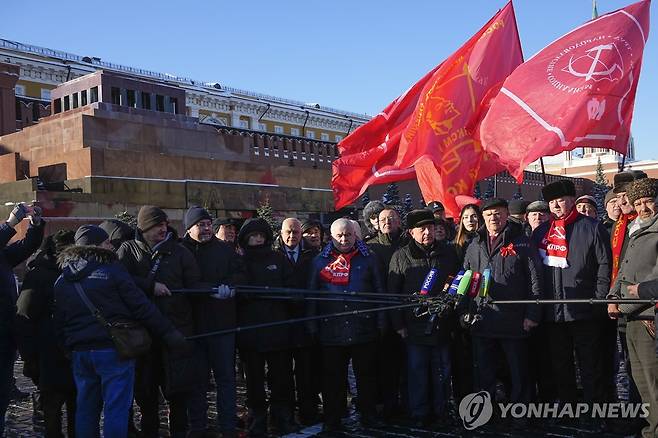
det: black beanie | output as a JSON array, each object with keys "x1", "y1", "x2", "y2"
[
  {"x1": 137, "y1": 205, "x2": 168, "y2": 232},
  {"x1": 184, "y1": 206, "x2": 212, "y2": 231},
  {"x1": 75, "y1": 225, "x2": 109, "y2": 246}
]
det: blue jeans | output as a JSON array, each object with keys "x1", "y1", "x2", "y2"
[
  {"x1": 72, "y1": 348, "x2": 135, "y2": 438},
  {"x1": 407, "y1": 343, "x2": 451, "y2": 419},
  {"x1": 188, "y1": 334, "x2": 237, "y2": 432},
  {"x1": 0, "y1": 348, "x2": 15, "y2": 438}
]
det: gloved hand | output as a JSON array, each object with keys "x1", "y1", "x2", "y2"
[
  {"x1": 7, "y1": 203, "x2": 29, "y2": 227},
  {"x1": 210, "y1": 284, "x2": 234, "y2": 299},
  {"x1": 29, "y1": 205, "x2": 42, "y2": 226},
  {"x1": 162, "y1": 330, "x2": 194, "y2": 357}
]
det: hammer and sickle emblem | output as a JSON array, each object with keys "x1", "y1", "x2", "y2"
[
  {"x1": 564, "y1": 44, "x2": 623, "y2": 82},
  {"x1": 549, "y1": 226, "x2": 566, "y2": 240}
]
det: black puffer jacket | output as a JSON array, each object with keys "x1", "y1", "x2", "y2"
[
  {"x1": 464, "y1": 221, "x2": 543, "y2": 339},
  {"x1": 531, "y1": 213, "x2": 611, "y2": 322},
  {"x1": 53, "y1": 245, "x2": 174, "y2": 351},
  {"x1": 117, "y1": 229, "x2": 201, "y2": 336},
  {"x1": 388, "y1": 239, "x2": 459, "y2": 345},
  {"x1": 181, "y1": 235, "x2": 245, "y2": 332},
  {"x1": 237, "y1": 218, "x2": 294, "y2": 352},
  {"x1": 307, "y1": 241, "x2": 386, "y2": 346}
]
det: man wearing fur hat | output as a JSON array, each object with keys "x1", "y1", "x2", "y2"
[
  {"x1": 608, "y1": 178, "x2": 658, "y2": 437},
  {"x1": 362, "y1": 200, "x2": 386, "y2": 241},
  {"x1": 117, "y1": 205, "x2": 202, "y2": 438},
  {"x1": 531, "y1": 180, "x2": 611, "y2": 431}
]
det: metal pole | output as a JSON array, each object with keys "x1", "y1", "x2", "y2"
[
  {"x1": 539, "y1": 157, "x2": 548, "y2": 185},
  {"x1": 171, "y1": 285, "x2": 408, "y2": 301}
]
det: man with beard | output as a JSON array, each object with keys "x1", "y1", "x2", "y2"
[
  {"x1": 389, "y1": 209, "x2": 459, "y2": 426},
  {"x1": 308, "y1": 218, "x2": 385, "y2": 432},
  {"x1": 182, "y1": 206, "x2": 245, "y2": 438},
  {"x1": 531, "y1": 180, "x2": 611, "y2": 431},
  {"x1": 117, "y1": 205, "x2": 201, "y2": 438},
  {"x1": 609, "y1": 178, "x2": 658, "y2": 438}
]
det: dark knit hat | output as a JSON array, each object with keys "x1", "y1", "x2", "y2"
[
  {"x1": 576, "y1": 195, "x2": 597, "y2": 208},
  {"x1": 184, "y1": 206, "x2": 212, "y2": 231},
  {"x1": 99, "y1": 219, "x2": 134, "y2": 249},
  {"x1": 541, "y1": 180, "x2": 576, "y2": 202},
  {"x1": 427, "y1": 201, "x2": 445, "y2": 213},
  {"x1": 212, "y1": 217, "x2": 237, "y2": 233},
  {"x1": 237, "y1": 217, "x2": 273, "y2": 247},
  {"x1": 301, "y1": 219, "x2": 322, "y2": 233},
  {"x1": 613, "y1": 170, "x2": 647, "y2": 194},
  {"x1": 406, "y1": 209, "x2": 435, "y2": 229},
  {"x1": 74, "y1": 225, "x2": 109, "y2": 246},
  {"x1": 508, "y1": 200, "x2": 530, "y2": 215},
  {"x1": 363, "y1": 200, "x2": 385, "y2": 220},
  {"x1": 604, "y1": 190, "x2": 617, "y2": 206},
  {"x1": 627, "y1": 178, "x2": 658, "y2": 205},
  {"x1": 526, "y1": 200, "x2": 549, "y2": 213},
  {"x1": 137, "y1": 205, "x2": 168, "y2": 232},
  {"x1": 481, "y1": 198, "x2": 509, "y2": 211}
]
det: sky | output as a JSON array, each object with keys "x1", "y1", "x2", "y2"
[{"x1": 4, "y1": 0, "x2": 656, "y2": 160}]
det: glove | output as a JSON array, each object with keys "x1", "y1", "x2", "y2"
[
  {"x1": 7, "y1": 203, "x2": 29, "y2": 227},
  {"x1": 162, "y1": 330, "x2": 194, "y2": 357},
  {"x1": 210, "y1": 284, "x2": 233, "y2": 299},
  {"x1": 29, "y1": 205, "x2": 42, "y2": 226}
]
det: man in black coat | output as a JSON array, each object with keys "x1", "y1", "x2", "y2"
[
  {"x1": 181, "y1": 207, "x2": 245, "y2": 438},
  {"x1": 531, "y1": 180, "x2": 611, "y2": 430},
  {"x1": 464, "y1": 199, "x2": 542, "y2": 427},
  {"x1": 273, "y1": 217, "x2": 321, "y2": 425},
  {"x1": 0, "y1": 203, "x2": 44, "y2": 437},
  {"x1": 308, "y1": 218, "x2": 386, "y2": 432},
  {"x1": 388, "y1": 209, "x2": 459, "y2": 426},
  {"x1": 15, "y1": 230, "x2": 76, "y2": 438},
  {"x1": 237, "y1": 218, "x2": 297, "y2": 437},
  {"x1": 117, "y1": 205, "x2": 202, "y2": 438}
]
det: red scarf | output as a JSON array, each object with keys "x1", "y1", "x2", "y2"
[
  {"x1": 539, "y1": 208, "x2": 579, "y2": 268},
  {"x1": 319, "y1": 249, "x2": 359, "y2": 286},
  {"x1": 611, "y1": 212, "x2": 638, "y2": 283}
]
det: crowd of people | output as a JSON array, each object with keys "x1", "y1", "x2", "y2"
[{"x1": 1, "y1": 169, "x2": 658, "y2": 438}]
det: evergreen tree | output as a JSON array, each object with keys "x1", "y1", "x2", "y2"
[
  {"x1": 483, "y1": 178, "x2": 495, "y2": 200},
  {"x1": 513, "y1": 185, "x2": 524, "y2": 200},
  {"x1": 382, "y1": 182, "x2": 401, "y2": 205},
  {"x1": 256, "y1": 200, "x2": 278, "y2": 233},
  {"x1": 361, "y1": 191, "x2": 370, "y2": 208},
  {"x1": 419, "y1": 198, "x2": 426, "y2": 209},
  {"x1": 115, "y1": 211, "x2": 137, "y2": 227},
  {"x1": 403, "y1": 193, "x2": 413, "y2": 215},
  {"x1": 593, "y1": 156, "x2": 611, "y2": 217},
  {"x1": 473, "y1": 182, "x2": 482, "y2": 200}
]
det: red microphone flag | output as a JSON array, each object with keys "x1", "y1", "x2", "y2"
[{"x1": 480, "y1": 0, "x2": 651, "y2": 182}]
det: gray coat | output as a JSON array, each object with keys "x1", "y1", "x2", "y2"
[{"x1": 609, "y1": 214, "x2": 658, "y2": 319}]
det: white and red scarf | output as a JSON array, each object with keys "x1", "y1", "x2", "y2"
[
  {"x1": 319, "y1": 248, "x2": 359, "y2": 286},
  {"x1": 538, "y1": 208, "x2": 579, "y2": 268}
]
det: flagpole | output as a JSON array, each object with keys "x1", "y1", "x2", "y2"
[{"x1": 539, "y1": 157, "x2": 547, "y2": 185}]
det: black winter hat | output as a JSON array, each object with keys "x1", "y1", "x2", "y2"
[
  {"x1": 99, "y1": 219, "x2": 134, "y2": 249},
  {"x1": 406, "y1": 209, "x2": 436, "y2": 229},
  {"x1": 301, "y1": 219, "x2": 322, "y2": 234},
  {"x1": 481, "y1": 198, "x2": 509, "y2": 211},
  {"x1": 541, "y1": 180, "x2": 576, "y2": 202},
  {"x1": 238, "y1": 217, "x2": 273, "y2": 247},
  {"x1": 427, "y1": 201, "x2": 445, "y2": 213},
  {"x1": 613, "y1": 170, "x2": 648, "y2": 194},
  {"x1": 184, "y1": 206, "x2": 212, "y2": 231},
  {"x1": 137, "y1": 205, "x2": 168, "y2": 232},
  {"x1": 74, "y1": 225, "x2": 109, "y2": 246},
  {"x1": 508, "y1": 200, "x2": 530, "y2": 215},
  {"x1": 526, "y1": 200, "x2": 549, "y2": 213},
  {"x1": 212, "y1": 217, "x2": 237, "y2": 233}
]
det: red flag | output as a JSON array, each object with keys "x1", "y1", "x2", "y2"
[
  {"x1": 332, "y1": 2, "x2": 523, "y2": 215},
  {"x1": 480, "y1": 0, "x2": 651, "y2": 182},
  {"x1": 331, "y1": 64, "x2": 442, "y2": 210}
]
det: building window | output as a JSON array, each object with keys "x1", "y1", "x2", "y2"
[
  {"x1": 72, "y1": 93, "x2": 79, "y2": 109},
  {"x1": 274, "y1": 125, "x2": 284, "y2": 134},
  {"x1": 258, "y1": 123, "x2": 267, "y2": 131},
  {"x1": 335, "y1": 135, "x2": 343, "y2": 142},
  {"x1": 41, "y1": 88, "x2": 51, "y2": 101},
  {"x1": 320, "y1": 133, "x2": 330, "y2": 141},
  {"x1": 126, "y1": 89, "x2": 136, "y2": 108},
  {"x1": 14, "y1": 84, "x2": 25, "y2": 96},
  {"x1": 90, "y1": 87, "x2": 99, "y2": 103},
  {"x1": 156, "y1": 95, "x2": 165, "y2": 112},
  {"x1": 111, "y1": 87, "x2": 121, "y2": 105},
  {"x1": 306, "y1": 130, "x2": 315, "y2": 139},
  {"x1": 290, "y1": 127, "x2": 300, "y2": 136},
  {"x1": 54, "y1": 98, "x2": 62, "y2": 114},
  {"x1": 170, "y1": 97, "x2": 178, "y2": 114},
  {"x1": 239, "y1": 120, "x2": 249, "y2": 129},
  {"x1": 63, "y1": 95, "x2": 70, "y2": 111},
  {"x1": 81, "y1": 90, "x2": 88, "y2": 106},
  {"x1": 141, "y1": 92, "x2": 151, "y2": 109}
]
